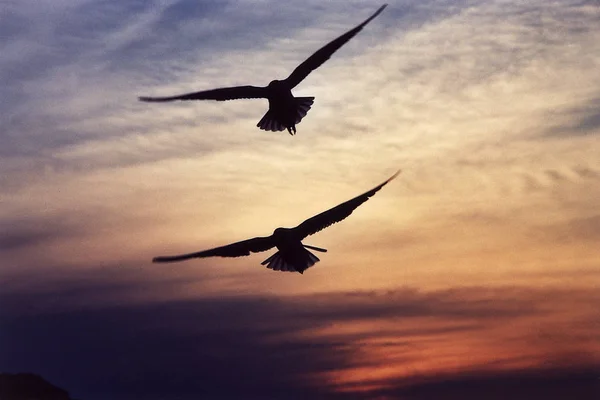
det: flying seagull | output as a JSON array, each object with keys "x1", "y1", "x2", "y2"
[
  {"x1": 153, "y1": 170, "x2": 400, "y2": 274},
  {"x1": 139, "y1": 4, "x2": 388, "y2": 135}
]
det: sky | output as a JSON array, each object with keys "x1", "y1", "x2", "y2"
[{"x1": 1, "y1": 0, "x2": 599, "y2": 398}]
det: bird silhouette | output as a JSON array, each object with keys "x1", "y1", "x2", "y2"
[
  {"x1": 152, "y1": 170, "x2": 399, "y2": 274},
  {"x1": 139, "y1": 5, "x2": 387, "y2": 135}
]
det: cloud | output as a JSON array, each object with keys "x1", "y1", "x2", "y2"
[
  {"x1": 0, "y1": 218, "x2": 79, "y2": 252},
  {"x1": 546, "y1": 95, "x2": 600, "y2": 137},
  {"x1": 0, "y1": 297, "x2": 345, "y2": 400},
  {"x1": 359, "y1": 367, "x2": 600, "y2": 400},
  {"x1": 1, "y1": 285, "x2": 599, "y2": 399},
  {"x1": 548, "y1": 214, "x2": 600, "y2": 242},
  {"x1": 568, "y1": 215, "x2": 600, "y2": 241}
]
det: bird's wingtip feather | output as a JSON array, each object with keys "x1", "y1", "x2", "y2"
[
  {"x1": 360, "y1": 4, "x2": 388, "y2": 28},
  {"x1": 372, "y1": 4, "x2": 388, "y2": 18},
  {"x1": 387, "y1": 169, "x2": 401, "y2": 183},
  {"x1": 153, "y1": 255, "x2": 184, "y2": 263}
]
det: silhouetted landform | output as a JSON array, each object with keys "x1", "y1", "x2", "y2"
[
  {"x1": 139, "y1": 4, "x2": 387, "y2": 135},
  {"x1": 0, "y1": 373, "x2": 74, "y2": 400},
  {"x1": 153, "y1": 170, "x2": 399, "y2": 273}
]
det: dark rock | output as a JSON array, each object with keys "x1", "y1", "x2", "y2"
[{"x1": 0, "y1": 373, "x2": 73, "y2": 400}]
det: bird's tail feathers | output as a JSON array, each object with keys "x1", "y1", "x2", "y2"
[
  {"x1": 261, "y1": 248, "x2": 320, "y2": 274},
  {"x1": 256, "y1": 97, "x2": 314, "y2": 132},
  {"x1": 294, "y1": 97, "x2": 314, "y2": 124},
  {"x1": 257, "y1": 110, "x2": 286, "y2": 132}
]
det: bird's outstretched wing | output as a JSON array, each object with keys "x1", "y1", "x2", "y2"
[
  {"x1": 152, "y1": 236, "x2": 275, "y2": 263},
  {"x1": 284, "y1": 4, "x2": 387, "y2": 89},
  {"x1": 139, "y1": 85, "x2": 267, "y2": 102},
  {"x1": 294, "y1": 170, "x2": 400, "y2": 240}
]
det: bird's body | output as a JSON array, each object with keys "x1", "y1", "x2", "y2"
[
  {"x1": 258, "y1": 80, "x2": 314, "y2": 134},
  {"x1": 139, "y1": 5, "x2": 387, "y2": 135},
  {"x1": 261, "y1": 227, "x2": 322, "y2": 273},
  {"x1": 262, "y1": 229, "x2": 320, "y2": 273},
  {"x1": 153, "y1": 170, "x2": 400, "y2": 274}
]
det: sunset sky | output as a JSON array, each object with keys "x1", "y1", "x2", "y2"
[{"x1": 1, "y1": 0, "x2": 599, "y2": 399}]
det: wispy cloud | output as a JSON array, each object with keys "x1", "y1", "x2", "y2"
[
  {"x1": 546, "y1": 95, "x2": 600, "y2": 136},
  {"x1": 0, "y1": 216, "x2": 82, "y2": 252}
]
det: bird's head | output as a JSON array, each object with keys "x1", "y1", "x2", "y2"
[
  {"x1": 273, "y1": 227, "x2": 292, "y2": 241},
  {"x1": 267, "y1": 79, "x2": 282, "y2": 88}
]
